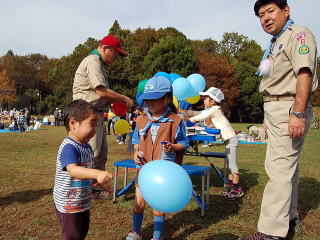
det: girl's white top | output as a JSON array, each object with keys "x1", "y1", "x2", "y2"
[{"x1": 190, "y1": 106, "x2": 235, "y2": 141}]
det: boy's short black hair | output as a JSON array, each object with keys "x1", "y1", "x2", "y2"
[
  {"x1": 254, "y1": 0, "x2": 288, "y2": 16},
  {"x1": 63, "y1": 99, "x2": 99, "y2": 131}
]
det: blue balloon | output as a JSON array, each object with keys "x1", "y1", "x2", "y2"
[
  {"x1": 154, "y1": 72, "x2": 170, "y2": 81},
  {"x1": 139, "y1": 160, "x2": 192, "y2": 213},
  {"x1": 187, "y1": 73, "x2": 206, "y2": 93},
  {"x1": 136, "y1": 91, "x2": 143, "y2": 106},
  {"x1": 172, "y1": 77, "x2": 197, "y2": 100},
  {"x1": 169, "y1": 73, "x2": 181, "y2": 83}
]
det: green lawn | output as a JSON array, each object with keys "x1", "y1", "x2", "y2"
[{"x1": 0, "y1": 124, "x2": 319, "y2": 240}]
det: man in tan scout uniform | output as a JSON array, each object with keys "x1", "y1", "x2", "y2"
[
  {"x1": 73, "y1": 35, "x2": 133, "y2": 198},
  {"x1": 240, "y1": 1, "x2": 318, "y2": 240}
]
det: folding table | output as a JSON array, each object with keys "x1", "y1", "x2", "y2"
[
  {"x1": 112, "y1": 159, "x2": 211, "y2": 217},
  {"x1": 186, "y1": 133, "x2": 229, "y2": 186}
]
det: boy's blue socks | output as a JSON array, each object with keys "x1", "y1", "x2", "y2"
[
  {"x1": 132, "y1": 212, "x2": 144, "y2": 234},
  {"x1": 153, "y1": 215, "x2": 165, "y2": 240}
]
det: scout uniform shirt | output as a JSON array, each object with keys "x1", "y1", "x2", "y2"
[
  {"x1": 73, "y1": 52, "x2": 110, "y2": 111},
  {"x1": 259, "y1": 24, "x2": 318, "y2": 96}
]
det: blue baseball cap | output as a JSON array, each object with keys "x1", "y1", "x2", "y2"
[{"x1": 139, "y1": 76, "x2": 173, "y2": 100}]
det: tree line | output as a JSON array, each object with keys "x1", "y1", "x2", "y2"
[{"x1": 0, "y1": 20, "x2": 319, "y2": 122}]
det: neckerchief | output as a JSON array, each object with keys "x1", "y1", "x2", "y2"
[
  {"x1": 88, "y1": 49, "x2": 108, "y2": 67},
  {"x1": 140, "y1": 107, "x2": 173, "y2": 137},
  {"x1": 89, "y1": 49, "x2": 102, "y2": 58},
  {"x1": 256, "y1": 19, "x2": 294, "y2": 75}
]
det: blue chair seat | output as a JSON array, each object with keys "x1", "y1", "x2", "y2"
[
  {"x1": 181, "y1": 165, "x2": 210, "y2": 176},
  {"x1": 114, "y1": 159, "x2": 139, "y2": 168}
]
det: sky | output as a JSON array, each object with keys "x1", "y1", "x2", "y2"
[{"x1": 0, "y1": 0, "x2": 319, "y2": 58}]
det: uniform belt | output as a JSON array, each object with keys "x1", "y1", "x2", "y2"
[{"x1": 263, "y1": 95, "x2": 295, "y2": 102}]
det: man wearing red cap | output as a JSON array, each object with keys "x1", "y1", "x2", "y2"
[{"x1": 73, "y1": 35, "x2": 133, "y2": 199}]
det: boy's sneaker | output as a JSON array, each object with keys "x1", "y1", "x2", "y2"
[
  {"x1": 226, "y1": 184, "x2": 244, "y2": 200},
  {"x1": 126, "y1": 232, "x2": 142, "y2": 240},
  {"x1": 201, "y1": 144, "x2": 209, "y2": 148}
]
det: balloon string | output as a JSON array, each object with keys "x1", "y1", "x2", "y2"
[
  {"x1": 93, "y1": 167, "x2": 138, "y2": 187},
  {"x1": 112, "y1": 167, "x2": 137, "y2": 178}
]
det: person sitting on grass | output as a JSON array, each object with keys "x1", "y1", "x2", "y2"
[
  {"x1": 187, "y1": 87, "x2": 244, "y2": 200},
  {"x1": 53, "y1": 99, "x2": 113, "y2": 240},
  {"x1": 126, "y1": 76, "x2": 189, "y2": 240}
]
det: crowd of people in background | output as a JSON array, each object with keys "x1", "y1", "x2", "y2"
[
  {"x1": 53, "y1": 108, "x2": 64, "y2": 126},
  {"x1": 0, "y1": 108, "x2": 31, "y2": 132}
]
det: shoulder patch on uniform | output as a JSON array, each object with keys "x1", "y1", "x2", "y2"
[
  {"x1": 295, "y1": 32, "x2": 307, "y2": 40},
  {"x1": 298, "y1": 45, "x2": 309, "y2": 55}
]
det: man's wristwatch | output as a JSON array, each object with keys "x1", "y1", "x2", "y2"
[{"x1": 290, "y1": 111, "x2": 305, "y2": 119}]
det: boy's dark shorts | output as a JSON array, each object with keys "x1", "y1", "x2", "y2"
[{"x1": 55, "y1": 207, "x2": 90, "y2": 240}]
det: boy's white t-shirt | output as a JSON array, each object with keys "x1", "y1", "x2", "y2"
[
  {"x1": 190, "y1": 106, "x2": 235, "y2": 141},
  {"x1": 53, "y1": 137, "x2": 94, "y2": 213}
]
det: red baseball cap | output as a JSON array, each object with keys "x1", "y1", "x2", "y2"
[{"x1": 100, "y1": 35, "x2": 127, "y2": 56}]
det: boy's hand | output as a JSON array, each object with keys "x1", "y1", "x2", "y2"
[{"x1": 96, "y1": 171, "x2": 113, "y2": 185}]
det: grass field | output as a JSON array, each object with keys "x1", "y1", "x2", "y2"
[{"x1": 0, "y1": 124, "x2": 319, "y2": 240}]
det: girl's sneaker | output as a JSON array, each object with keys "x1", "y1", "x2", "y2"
[
  {"x1": 221, "y1": 183, "x2": 234, "y2": 196},
  {"x1": 126, "y1": 232, "x2": 143, "y2": 240},
  {"x1": 226, "y1": 184, "x2": 244, "y2": 200}
]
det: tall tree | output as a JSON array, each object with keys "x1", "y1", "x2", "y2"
[
  {"x1": 143, "y1": 36, "x2": 197, "y2": 77},
  {"x1": 0, "y1": 70, "x2": 16, "y2": 109},
  {"x1": 219, "y1": 32, "x2": 249, "y2": 58},
  {"x1": 196, "y1": 50, "x2": 239, "y2": 109},
  {"x1": 191, "y1": 38, "x2": 219, "y2": 55},
  {"x1": 219, "y1": 32, "x2": 264, "y2": 122}
]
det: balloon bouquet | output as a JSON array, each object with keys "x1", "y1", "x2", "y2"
[
  {"x1": 136, "y1": 72, "x2": 206, "y2": 108},
  {"x1": 130, "y1": 71, "x2": 207, "y2": 213}
]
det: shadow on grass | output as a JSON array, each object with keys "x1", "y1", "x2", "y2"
[
  {"x1": 0, "y1": 188, "x2": 52, "y2": 207},
  {"x1": 207, "y1": 168, "x2": 259, "y2": 192},
  {"x1": 298, "y1": 177, "x2": 320, "y2": 220},
  {"x1": 139, "y1": 194, "x2": 245, "y2": 239},
  {"x1": 239, "y1": 169, "x2": 260, "y2": 192},
  {"x1": 118, "y1": 169, "x2": 259, "y2": 239}
]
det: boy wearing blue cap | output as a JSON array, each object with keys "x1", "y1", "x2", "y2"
[{"x1": 126, "y1": 76, "x2": 189, "y2": 240}]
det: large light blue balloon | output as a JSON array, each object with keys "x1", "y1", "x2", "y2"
[
  {"x1": 172, "y1": 77, "x2": 197, "y2": 100},
  {"x1": 139, "y1": 160, "x2": 192, "y2": 213},
  {"x1": 154, "y1": 72, "x2": 170, "y2": 81},
  {"x1": 187, "y1": 73, "x2": 206, "y2": 93},
  {"x1": 169, "y1": 73, "x2": 181, "y2": 83}
]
